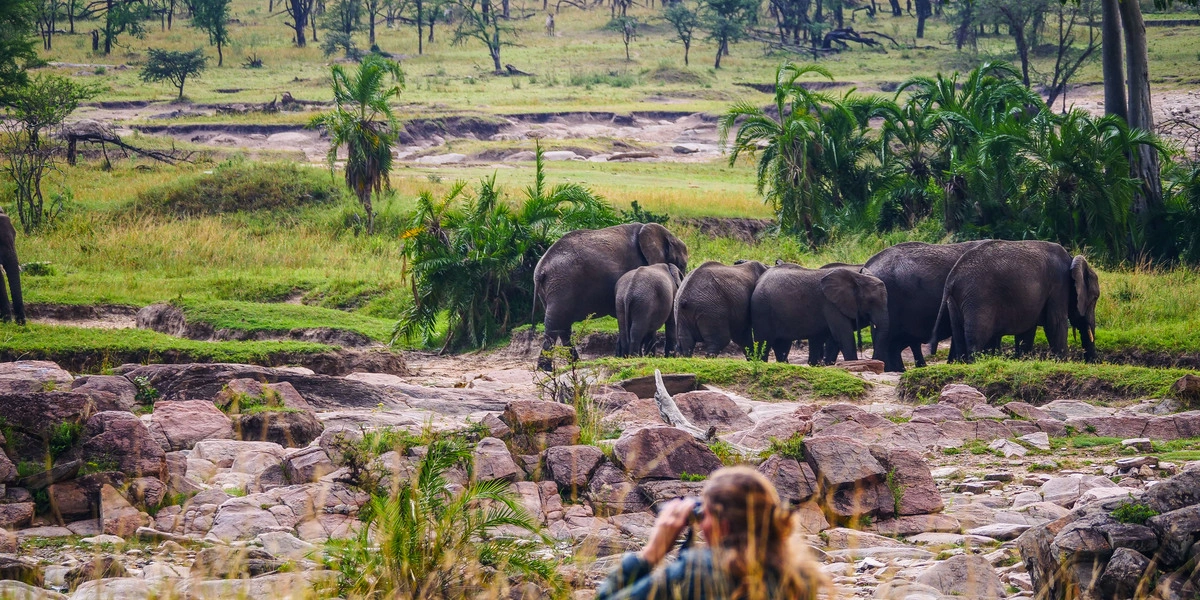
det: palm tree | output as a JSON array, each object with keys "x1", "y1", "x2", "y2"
[
  {"x1": 719, "y1": 61, "x2": 835, "y2": 246},
  {"x1": 322, "y1": 438, "x2": 564, "y2": 598},
  {"x1": 309, "y1": 54, "x2": 404, "y2": 234}
]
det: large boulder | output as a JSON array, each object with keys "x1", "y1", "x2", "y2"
[
  {"x1": 100, "y1": 484, "x2": 148, "y2": 536},
  {"x1": 672, "y1": 391, "x2": 754, "y2": 432},
  {"x1": 282, "y1": 446, "x2": 334, "y2": 484},
  {"x1": 147, "y1": 400, "x2": 233, "y2": 451},
  {"x1": 0, "y1": 361, "x2": 72, "y2": 390},
  {"x1": 544, "y1": 445, "x2": 604, "y2": 497},
  {"x1": 870, "y1": 445, "x2": 943, "y2": 516},
  {"x1": 757, "y1": 455, "x2": 818, "y2": 506},
  {"x1": 233, "y1": 411, "x2": 323, "y2": 448},
  {"x1": 587, "y1": 463, "x2": 649, "y2": 516},
  {"x1": 611, "y1": 427, "x2": 722, "y2": 480},
  {"x1": 80, "y1": 411, "x2": 167, "y2": 479},
  {"x1": 473, "y1": 437, "x2": 522, "y2": 482},
  {"x1": 501, "y1": 400, "x2": 576, "y2": 433},
  {"x1": 192, "y1": 440, "x2": 285, "y2": 468},
  {"x1": 116, "y1": 363, "x2": 403, "y2": 409},
  {"x1": 70, "y1": 376, "x2": 139, "y2": 412},
  {"x1": 0, "y1": 391, "x2": 97, "y2": 462},
  {"x1": 915, "y1": 554, "x2": 1006, "y2": 599},
  {"x1": 803, "y1": 435, "x2": 885, "y2": 489}
]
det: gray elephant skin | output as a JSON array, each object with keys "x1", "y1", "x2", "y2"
[
  {"x1": 751, "y1": 263, "x2": 890, "y2": 364},
  {"x1": 932, "y1": 240, "x2": 1100, "y2": 362},
  {"x1": 615, "y1": 263, "x2": 683, "y2": 357},
  {"x1": 674, "y1": 260, "x2": 768, "y2": 358},
  {"x1": 0, "y1": 209, "x2": 23, "y2": 325},
  {"x1": 533, "y1": 223, "x2": 688, "y2": 367},
  {"x1": 862, "y1": 241, "x2": 988, "y2": 372}
]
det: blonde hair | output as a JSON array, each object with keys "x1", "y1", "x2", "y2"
[{"x1": 702, "y1": 466, "x2": 831, "y2": 600}]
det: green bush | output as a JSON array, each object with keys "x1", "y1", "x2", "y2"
[
  {"x1": 135, "y1": 162, "x2": 343, "y2": 216},
  {"x1": 1112, "y1": 499, "x2": 1158, "y2": 525},
  {"x1": 762, "y1": 433, "x2": 805, "y2": 462},
  {"x1": 321, "y1": 438, "x2": 564, "y2": 598}
]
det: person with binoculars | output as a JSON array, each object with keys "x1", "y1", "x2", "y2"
[{"x1": 597, "y1": 466, "x2": 830, "y2": 600}]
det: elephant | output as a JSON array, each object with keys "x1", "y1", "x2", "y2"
[
  {"x1": 931, "y1": 240, "x2": 1100, "y2": 363},
  {"x1": 615, "y1": 263, "x2": 683, "y2": 357},
  {"x1": 751, "y1": 263, "x2": 890, "y2": 364},
  {"x1": 533, "y1": 223, "x2": 688, "y2": 369},
  {"x1": 674, "y1": 260, "x2": 769, "y2": 358},
  {"x1": 810, "y1": 262, "x2": 866, "y2": 365},
  {"x1": 0, "y1": 209, "x2": 24, "y2": 325},
  {"x1": 862, "y1": 241, "x2": 989, "y2": 372}
]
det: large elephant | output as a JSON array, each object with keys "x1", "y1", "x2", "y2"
[
  {"x1": 751, "y1": 263, "x2": 890, "y2": 364},
  {"x1": 615, "y1": 263, "x2": 683, "y2": 357},
  {"x1": 862, "y1": 241, "x2": 989, "y2": 372},
  {"x1": 0, "y1": 209, "x2": 24, "y2": 325},
  {"x1": 674, "y1": 260, "x2": 768, "y2": 358},
  {"x1": 533, "y1": 223, "x2": 688, "y2": 368},
  {"x1": 932, "y1": 240, "x2": 1100, "y2": 362}
]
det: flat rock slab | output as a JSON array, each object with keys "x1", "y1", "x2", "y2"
[
  {"x1": 617, "y1": 373, "x2": 697, "y2": 398},
  {"x1": 965, "y1": 523, "x2": 1031, "y2": 541},
  {"x1": 827, "y1": 547, "x2": 935, "y2": 561}
]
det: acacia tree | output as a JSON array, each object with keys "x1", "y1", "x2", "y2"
[
  {"x1": 0, "y1": 0, "x2": 38, "y2": 101},
  {"x1": 699, "y1": 0, "x2": 757, "y2": 68},
  {"x1": 1, "y1": 75, "x2": 97, "y2": 232},
  {"x1": 452, "y1": 0, "x2": 515, "y2": 74},
  {"x1": 84, "y1": 0, "x2": 150, "y2": 54},
  {"x1": 191, "y1": 0, "x2": 231, "y2": 66},
  {"x1": 309, "y1": 55, "x2": 404, "y2": 235},
  {"x1": 139, "y1": 47, "x2": 207, "y2": 98},
  {"x1": 662, "y1": 0, "x2": 698, "y2": 65}
]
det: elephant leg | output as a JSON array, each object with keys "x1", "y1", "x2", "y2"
[
  {"x1": 948, "y1": 300, "x2": 972, "y2": 363},
  {"x1": 772, "y1": 340, "x2": 791, "y2": 364},
  {"x1": 908, "y1": 341, "x2": 924, "y2": 369},
  {"x1": 806, "y1": 338, "x2": 823, "y2": 366},
  {"x1": 640, "y1": 331, "x2": 656, "y2": 357},
  {"x1": 0, "y1": 270, "x2": 10, "y2": 323},
  {"x1": 1014, "y1": 329, "x2": 1036, "y2": 358},
  {"x1": 828, "y1": 319, "x2": 857, "y2": 362},
  {"x1": 1046, "y1": 319, "x2": 1069, "y2": 360},
  {"x1": 663, "y1": 316, "x2": 677, "y2": 358},
  {"x1": 822, "y1": 337, "x2": 840, "y2": 365}
]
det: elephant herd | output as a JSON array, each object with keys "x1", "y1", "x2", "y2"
[{"x1": 532, "y1": 224, "x2": 1101, "y2": 372}]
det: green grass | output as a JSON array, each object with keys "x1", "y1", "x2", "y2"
[
  {"x1": 173, "y1": 298, "x2": 395, "y2": 341},
  {"x1": 1060, "y1": 436, "x2": 1124, "y2": 449},
  {"x1": 898, "y1": 358, "x2": 1192, "y2": 404},
  {"x1": 588, "y1": 357, "x2": 867, "y2": 401},
  {"x1": 0, "y1": 323, "x2": 336, "y2": 373}
]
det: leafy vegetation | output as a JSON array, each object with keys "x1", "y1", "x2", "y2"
[
  {"x1": 134, "y1": 162, "x2": 344, "y2": 216},
  {"x1": 321, "y1": 438, "x2": 564, "y2": 598},
  {"x1": 762, "y1": 432, "x2": 806, "y2": 462},
  {"x1": 139, "y1": 48, "x2": 209, "y2": 99},
  {"x1": 398, "y1": 146, "x2": 621, "y2": 350},
  {"x1": 172, "y1": 298, "x2": 395, "y2": 341},
  {"x1": 899, "y1": 359, "x2": 1190, "y2": 404},
  {"x1": 1112, "y1": 499, "x2": 1159, "y2": 525},
  {"x1": 590, "y1": 357, "x2": 867, "y2": 401}
]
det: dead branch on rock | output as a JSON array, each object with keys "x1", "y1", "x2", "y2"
[{"x1": 653, "y1": 369, "x2": 753, "y2": 457}]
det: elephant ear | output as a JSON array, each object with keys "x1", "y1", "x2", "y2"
[
  {"x1": 820, "y1": 268, "x2": 860, "y2": 321},
  {"x1": 667, "y1": 263, "x2": 683, "y2": 283},
  {"x1": 637, "y1": 223, "x2": 670, "y2": 265},
  {"x1": 1071, "y1": 255, "x2": 1090, "y2": 316},
  {"x1": 1071, "y1": 255, "x2": 1100, "y2": 314}
]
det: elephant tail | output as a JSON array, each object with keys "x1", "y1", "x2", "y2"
[{"x1": 531, "y1": 271, "x2": 543, "y2": 333}]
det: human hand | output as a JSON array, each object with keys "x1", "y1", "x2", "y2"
[{"x1": 639, "y1": 498, "x2": 697, "y2": 566}]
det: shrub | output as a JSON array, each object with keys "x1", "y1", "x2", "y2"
[
  {"x1": 321, "y1": 438, "x2": 564, "y2": 598},
  {"x1": 762, "y1": 432, "x2": 805, "y2": 462},
  {"x1": 397, "y1": 145, "x2": 621, "y2": 350},
  {"x1": 48, "y1": 422, "x2": 83, "y2": 459},
  {"x1": 135, "y1": 162, "x2": 343, "y2": 216},
  {"x1": 1112, "y1": 498, "x2": 1158, "y2": 525}
]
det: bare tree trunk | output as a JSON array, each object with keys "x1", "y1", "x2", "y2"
[
  {"x1": 1118, "y1": 0, "x2": 1161, "y2": 212},
  {"x1": 1100, "y1": 0, "x2": 1125, "y2": 121},
  {"x1": 888, "y1": 0, "x2": 899, "y2": 15}
]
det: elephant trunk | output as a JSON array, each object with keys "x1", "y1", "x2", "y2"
[{"x1": 870, "y1": 312, "x2": 890, "y2": 364}]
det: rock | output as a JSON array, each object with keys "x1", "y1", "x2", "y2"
[
  {"x1": 255, "y1": 531, "x2": 318, "y2": 561},
  {"x1": 966, "y1": 523, "x2": 1031, "y2": 540},
  {"x1": 616, "y1": 373, "x2": 696, "y2": 398},
  {"x1": 473, "y1": 437, "x2": 522, "y2": 482},
  {"x1": 1041, "y1": 475, "x2": 1118, "y2": 507},
  {"x1": 1144, "y1": 470, "x2": 1200, "y2": 514},
  {"x1": 282, "y1": 446, "x2": 334, "y2": 484},
  {"x1": 638, "y1": 480, "x2": 706, "y2": 508},
  {"x1": 544, "y1": 445, "x2": 604, "y2": 496},
  {"x1": 870, "y1": 514, "x2": 961, "y2": 536},
  {"x1": 0, "y1": 502, "x2": 33, "y2": 528},
  {"x1": 587, "y1": 463, "x2": 648, "y2": 516},
  {"x1": 0, "y1": 581, "x2": 62, "y2": 600},
  {"x1": 757, "y1": 455, "x2": 818, "y2": 505},
  {"x1": 1122, "y1": 438, "x2": 1154, "y2": 452},
  {"x1": 0, "y1": 555, "x2": 44, "y2": 586},
  {"x1": 0, "y1": 361, "x2": 72, "y2": 387},
  {"x1": 988, "y1": 438, "x2": 1028, "y2": 457},
  {"x1": 1171, "y1": 374, "x2": 1200, "y2": 405},
  {"x1": 827, "y1": 546, "x2": 934, "y2": 560},
  {"x1": 1076, "y1": 486, "x2": 1136, "y2": 507},
  {"x1": 231, "y1": 445, "x2": 287, "y2": 492},
  {"x1": 1043, "y1": 399, "x2": 1115, "y2": 419},
  {"x1": 0, "y1": 530, "x2": 15, "y2": 553},
  {"x1": 501, "y1": 401, "x2": 576, "y2": 433},
  {"x1": 1148, "y1": 504, "x2": 1200, "y2": 568},
  {"x1": 63, "y1": 556, "x2": 127, "y2": 592},
  {"x1": 190, "y1": 546, "x2": 284, "y2": 578},
  {"x1": 68, "y1": 579, "x2": 158, "y2": 600},
  {"x1": 870, "y1": 446, "x2": 943, "y2": 516},
  {"x1": 118, "y1": 363, "x2": 405, "y2": 409},
  {"x1": 611, "y1": 427, "x2": 722, "y2": 480},
  {"x1": 1017, "y1": 431, "x2": 1051, "y2": 450},
  {"x1": 415, "y1": 153, "x2": 467, "y2": 164},
  {"x1": 81, "y1": 411, "x2": 167, "y2": 479},
  {"x1": 1003, "y1": 402, "x2": 1051, "y2": 421},
  {"x1": 100, "y1": 483, "x2": 147, "y2": 536},
  {"x1": 803, "y1": 435, "x2": 885, "y2": 489},
  {"x1": 938, "y1": 384, "x2": 988, "y2": 410},
  {"x1": 0, "y1": 391, "x2": 97, "y2": 462},
  {"x1": 192, "y1": 440, "x2": 286, "y2": 468},
  {"x1": 70, "y1": 376, "x2": 138, "y2": 412},
  {"x1": 915, "y1": 554, "x2": 1006, "y2": 599},
  {"x1": 911, "y1": 404, "x2": 965, "y2": 423},
  {"x1": 147, "y1": 400, "x2": 233, "y2": 451},
  {"x1": 835, "y1": 359, "x2": 885, "y2": 374},
  {"x1": 179, "y1": 572, "x2": 327, "y2": 600},
  {"x1": 873, "y1": 580, "x2": 954, "y2": 600},
  {"x1": 672, "y1": 391, "x2": 753, "y2": 432},
  {"x1": 233, "y1": 410, "x2": 323, "y2": 447}
]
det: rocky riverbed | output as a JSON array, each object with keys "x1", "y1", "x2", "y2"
[{"x1": 0, "y1": 355, "x2": 1196, "y2": 599}]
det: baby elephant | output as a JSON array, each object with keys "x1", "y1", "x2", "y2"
[{"x1": 615, "y1": 264, "x2": 683, "y2": 357}]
